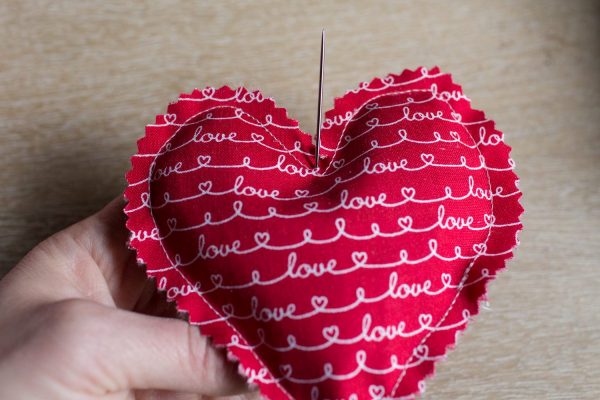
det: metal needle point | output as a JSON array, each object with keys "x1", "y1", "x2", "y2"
[{"x1": 315, "y1": 29, "x2": 325, "y2": 168}]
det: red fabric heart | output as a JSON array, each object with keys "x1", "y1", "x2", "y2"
[{"x1": 125, "y1": 67, "x2": 522, "y2": 399}]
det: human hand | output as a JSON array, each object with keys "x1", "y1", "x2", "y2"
[{"x1": 0, "y1": 198, "x2": 258, "y2": 400}]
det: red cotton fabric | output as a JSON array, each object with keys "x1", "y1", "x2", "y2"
[{"x1": 124, "y1": 67, "x2": 523, "y2": 400}]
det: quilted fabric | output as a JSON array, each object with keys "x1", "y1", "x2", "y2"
[{"x1": 124, "y1": 67, "x2": 523, "y2": 399}]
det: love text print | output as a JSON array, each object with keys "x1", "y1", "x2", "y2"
[{"x1": 124, "y1": 68, "x2": 523, "y2": 400}]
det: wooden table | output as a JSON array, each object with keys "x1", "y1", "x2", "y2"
[{"x1": 1, "y1": 1, "x2": 599, "y2": 398}]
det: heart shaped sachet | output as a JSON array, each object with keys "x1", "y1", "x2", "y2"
[{"x1": 124, "y1": 67, "x2": 523, "y2": 399}]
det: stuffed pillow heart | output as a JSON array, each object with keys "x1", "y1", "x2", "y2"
[{"x1": 124, "y1": 67, "x2": 522, "y2": 399}]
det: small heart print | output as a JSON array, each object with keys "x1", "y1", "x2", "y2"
[
  {"x1": 198, "y1": 181, "x2": 212, "y2": 193},
  {"x1": 210, "y1": 274, "x2": 223, "y2": 287},
  {"x1": 303, "y1": 202, "x2": 319, "y2": 211},
  {"x1": 420, "y1": 153, "x2": 434, "y2": 164},
  {"x1": 254, "y1": 232, "x2": 270, "y2": 245},
  {"x1": 164, "y1": 113, "x2": 177, "y2": 124},
  {"x1": 322, "y1": 325, "x2": 339, "y2": 340},
  {"x1": 351, "y1": 251, "x2": 368, "y2": 265},
  {"x1": 418, "y1": 314, "x2": 433, "y2": 328},
  {"x1": 202, "y1": 87, "x2": 216, "y2": 98},
  {"x1": 311, "y1": 296, "x2": 328, "y2": 310},
  {"x1": 196, "y1": 155, "x2": 211, "y2": 166},
  {"x1": 400, "y1": 187, "x2": 416, "y2": 199},
  {"x1": 397, "y1": 216, "x2": 413, "y2": 229},
  {"x1": 369, "y1": 385, "x2": 386, "y2": 399},
  {"x1": 331, "y1": 159, "x2": 345, "y2": 169}
]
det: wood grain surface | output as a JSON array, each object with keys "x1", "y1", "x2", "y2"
[{"x1": 1, "y1": 1, "x2": 599, "y2": 398}]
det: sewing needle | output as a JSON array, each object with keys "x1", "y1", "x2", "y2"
[{"x1": 315, "y1": 29, "x2": 325, "y2": 168}]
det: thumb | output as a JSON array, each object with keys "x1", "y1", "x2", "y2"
[{"x1": 75, "y1": 300, "x2": 249, "y2": 396}]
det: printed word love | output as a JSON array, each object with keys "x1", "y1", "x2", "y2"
[{"x1": 125, "y1": 67, "x2": 522, "y2": 400}]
